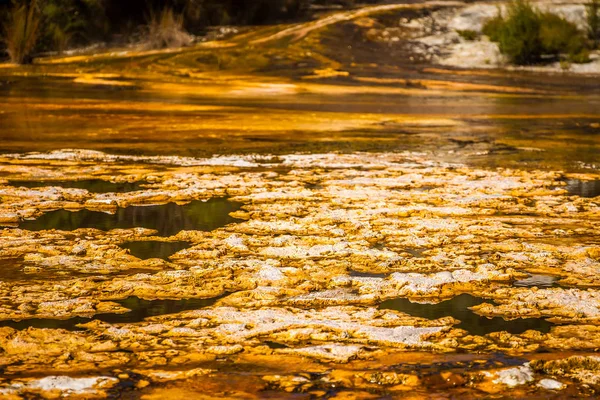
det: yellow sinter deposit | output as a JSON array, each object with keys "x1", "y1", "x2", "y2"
[{"x1": 0, "y1": 149, "x2": 599, "y2": 397}]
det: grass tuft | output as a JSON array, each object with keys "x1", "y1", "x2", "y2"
[
  {"x1": 145, "y1": 8, "x2": 194, "y2": 49},
  {"x1": 3, "y1": 0, "x2": 41, "y2": 64}
]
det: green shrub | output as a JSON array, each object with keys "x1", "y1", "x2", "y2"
[
  {"x1": 482, "y1": 13, "x2": 505, "y2": 42},
  {"x1": 457, "y1": 29, "x2": 478, "y2": 40},
  {"x1": 3, "y1": 0, "x2": 41, "y2": 64},
  {"x1": 496, "y1": 0, "x2": 542, "y2": 64},
  {"x1": 569, "y1": 48, "x2": 590, "y2": 63},
  {"x1": 539, "y1": 12, "x2": 585, "y2": 56},
  {"x1": 483, "y1": 0, "x2": 590, "y2": 65}
]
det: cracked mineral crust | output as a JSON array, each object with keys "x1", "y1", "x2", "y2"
[{"x1": 0, "y1": 149, "x2": 599, "y2": 396}]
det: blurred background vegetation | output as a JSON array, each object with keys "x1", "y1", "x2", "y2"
[
  {"x1": 1, "y1": 0, "x2": 599, "y2": 65},
  {"x1": 0, "y1": 0, "x2": 361, "y2": 62}
]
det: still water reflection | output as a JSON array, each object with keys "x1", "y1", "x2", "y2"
[
  {"x1": 565, "y1": 179, "x2": 600, "y2": 198},
  {"x1": 17, "y1": 197, "x2": 242, "y2": 236},
  {"x1": 120, "y1": 240, "x2": 191, "y2": 260},
  {"x1": 380, "y1": 294, "x2": 553, "y2": 336},
  {"x1": 0, "y1": 296, "x2": 221, "y2": 330},
  {"x1": 9, "y1": 179, "x2": 145, "y2": 193},
  {"x1": 514, "y1": 274, "x2": 559, "y2": 288}
]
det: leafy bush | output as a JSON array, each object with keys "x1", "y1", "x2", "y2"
[
  {"x1": 487, "y1": 0, "x2": 542, "y2": 64},
  {"x1": 3, "y1": 0, "x2": 41, "y2": 64},
  {"x1": 483, "y1": 0, "x2": 590, "y2": 65},
  {"x1": 457, "y1": 29, "x2": 478, "y2": 40},
  {"x1": 482, "y1": 12, "x2": 505, "y2": 42},
  {"x1": 145, "y1": 8, "x2": 193, "y2": 49}
]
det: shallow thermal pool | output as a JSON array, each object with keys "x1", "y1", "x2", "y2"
[{"x1": 17, "y1": 197, "x2": 243, "y2": 235}]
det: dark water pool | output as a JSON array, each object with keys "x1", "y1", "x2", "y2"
[
  {"x1": 565, "y1": 179, "x2": 600, "y2": 198},
  {"x1": 8, "y1": 179, "x2": 145, "y2": 193},
  {"x1": 0, "y1": 295, "x2": 221, "y2": 330},
  {"x1": 385, "y1": 352, "x2": 527, "y2": 376},
  {"x1": 380, "y1": 293, "x2": 553, "y2": 336},
  {"x1": 349, "y1": 270, "x2": 387, "y2": 278},
  {"x1": 16, "y1": 197, "x2": 242, "y2": 236},
  {"x1": 120, "y1": 240, "x2": 192, "y2": 260},
  {"x1": 514, "y1": 274, "x2": 559, "y2": 288}
]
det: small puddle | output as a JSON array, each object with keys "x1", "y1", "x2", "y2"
[
  {"x1": 120, "y1": 241, "x2": 192, "y2": 260},
  {"x1": 254, "y1": 156, "x2": 283, "y2": 164},
  {"x1": 565, "y1": 179, "x2": 600, "y2": 198},
  {"x1": 16, "y1": 197, "x2": 243, "y2": 236},
  {"x1": 349, "y1": 270, "x2": 387, "y2": 278},
  {"x1": 0, "y1": 296, "x2": 221, "y2": 331},
  {"x1": 380, "y1": 293, "x2": 553, "y2": 336},
  {"x1": 404, "y1": 248, "x2": 426, "y2": 258},
  {"x1": 386, "y1": 352, "x2": 527, "y2": 376},
  {"x1": 415, "y1": 185, "x2": 435, "y2": 192},
  {"x1": 8, "y1": 179, "x2": 145, "y2": 193},
  {"x1": 305, "y1": 183, "x2": 324, "y2": 190},
  {"x1": 0, "y1": 258, "x2": 89, "y2": 282},
  {"x1": 0, "y1": 258, "x2": 158, "y2": 281},
  {"x1": 265, "y1": 341, "x2": 290, "y2": 349},
  {"x1": 514, "y1": 274, "x2": 558, "y2": 288},
  {"x1": 0, "y1": 258, "x2": 30, "y2": 282}
]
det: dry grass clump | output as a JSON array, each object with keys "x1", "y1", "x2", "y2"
[
  {"x1": 3, "y1": 0, "x2": 41, "y2": 64},
  {"x1": 145, "y1": 8, "x2": 193, "y2": 49}
]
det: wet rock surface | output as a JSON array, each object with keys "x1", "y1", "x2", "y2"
[{"x1": 0, "y1": 149, "x2": 599, "y2": 397}]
